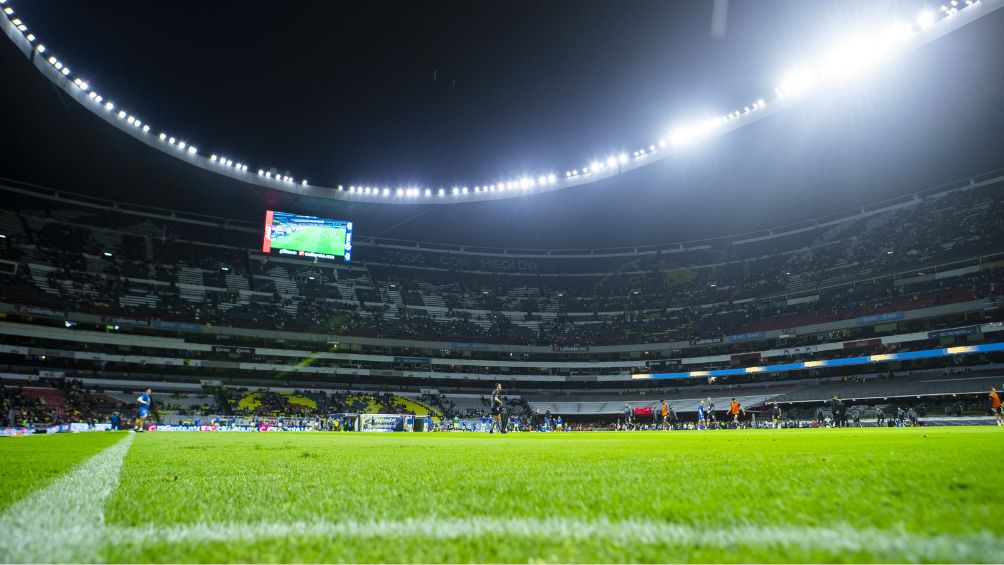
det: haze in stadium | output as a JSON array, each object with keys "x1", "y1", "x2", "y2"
[{"x1": 0, "y1": 0, "x2": 1003, "y2": 564}]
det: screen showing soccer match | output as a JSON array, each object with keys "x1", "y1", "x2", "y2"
[{"x1": 261, "y1": 210, "x2": 353, "y2": 262}]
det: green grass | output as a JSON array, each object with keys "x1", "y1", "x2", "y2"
[
  {"x1": 271, "y1": 225, "x2": 345, "y2": 256},
  {"x1": 3, "y1": 428, "x2": 1003, "y2": 562},
  {"x1": 0, "y1": 432, "x2": 124, "y2": 511}
]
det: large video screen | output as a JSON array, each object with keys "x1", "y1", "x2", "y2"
[{"x1": 261, "y1": 210, "x2": 353, "y2": 262}]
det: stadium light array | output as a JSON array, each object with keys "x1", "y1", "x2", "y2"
[{"x1": 0, "y1": 0, "x2": 1001, "y2": 203}]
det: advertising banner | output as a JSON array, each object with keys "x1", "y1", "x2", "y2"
[
  {"x1": 726, "y1": 331, "x2": 764, "y2": 343},
  {"x1": 552, "y1": 345, "x2": 590, "y2": 353},
  {"x1": 689, "y1": 336, "x2": 723, "y2": 346},
  {"x1": 856, "y1": 311, "x2": 904, "y2": 325},
  {"x1": 928, "y1": 325, "x2": 981, "y2": 339},
  {"x1": 358, "y1": 414, "x2": 405, "y2": 432}
]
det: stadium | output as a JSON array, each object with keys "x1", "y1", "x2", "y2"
[{"x1": 1, "y1": 1, "x2": 1003, "y2": 563}]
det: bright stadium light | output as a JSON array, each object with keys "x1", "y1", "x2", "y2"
[{"x1": 1, "y1": 0, "x2": 997, "y2": 203}]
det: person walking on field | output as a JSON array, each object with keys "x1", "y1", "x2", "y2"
[
  {"x1": 729, "y1": 398, "x2": 744, "y2": 428},
  {"x1": 133, "y1": 388, "x2": 151, "y2": 432},
  {"x1": 989, "y1": 387, "x2": 1002, "y2": 426}
]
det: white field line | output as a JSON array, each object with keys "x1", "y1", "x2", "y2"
[
  {"x1": 0, "y1": 432, "x2": 134, "y2": 564},
  {"x1": 109, "y1": 517, "x2": 1002, "y2": 562}
]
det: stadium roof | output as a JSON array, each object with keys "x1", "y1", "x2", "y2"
[{"x1": 1, "y1": 0, "x2": 1003, "y2": 247}]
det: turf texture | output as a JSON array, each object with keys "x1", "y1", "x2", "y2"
[
  {"x1": 0, "y1": 431, "x2": 123, "y2": 511},
  {"x1": 2, "y1": 428, "x2": 1002, "y2": 563}
]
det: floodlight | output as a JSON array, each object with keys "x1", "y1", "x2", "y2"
[
  {"x1": 188, "y1": 146, "x2": 197, "y2": 154},
  {"x1": 917, "y1": 10, "x2": 935, "y2": 28},
  {"x1": 142, "y1": 125, "x2": 150, "y2": 133}
]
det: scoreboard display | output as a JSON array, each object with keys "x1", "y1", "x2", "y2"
[{"x1": 261, "y1": 210, "x2": 353, "y2": 262}]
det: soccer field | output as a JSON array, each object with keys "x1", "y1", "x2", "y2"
[
  {"x1": 1, "y1": 428, "x2": 1001, "y2": 563},
  {"x1": 271, "y1": 225, "x2": 345, "y2": 256}
]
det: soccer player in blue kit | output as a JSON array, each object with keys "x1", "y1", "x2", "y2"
[
  {"x1": 697, "y1": 399, "x2": 706, "y2": 430},
  {"x1": 134, "y1": 388, "x2": 151, "y2": 431}
]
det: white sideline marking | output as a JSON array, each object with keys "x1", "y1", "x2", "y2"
[
  {"x1": 110, "y1": 517, "x2": 1002, "y2": 562},
  {"x1": 0, "y1": 433, "x2": 134, "y2": 564}
]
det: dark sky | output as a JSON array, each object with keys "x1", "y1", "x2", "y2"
[{"x1": 1, "y1": 0, "x2": 1002, "y2": 249}]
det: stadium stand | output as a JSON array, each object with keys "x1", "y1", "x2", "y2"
[{"x1": 1, "y1": 174, "x2": 1002, "y2": 426}]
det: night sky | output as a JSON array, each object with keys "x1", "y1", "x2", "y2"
[{"x1": 1, "y1": 0, "x2": 1002, "y2": 248}]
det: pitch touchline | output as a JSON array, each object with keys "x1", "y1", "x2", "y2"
[
  {"x1": 107, "y1": 517, "x2": 1001, "y2": 562},
  {"x1": 0, "y1": 432, "x2": 134, "y2": 564}
]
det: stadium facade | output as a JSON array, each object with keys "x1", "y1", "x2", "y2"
[{"x1": 1, "y1": 169, "x2": 1001, "y2": 428}]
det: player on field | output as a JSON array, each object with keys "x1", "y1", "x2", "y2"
[
  {"x1": 696, "y1": 400, "x2": 706, "y2": 430},
  {"x1": 990, "y1": 387, "x2": 1003, "y2": 426},
  {"x1": 875, "y1": 406, "x2": 885, "y2": 427},
  {"x1": 133, "y1": 388, "x2": 151, "y2": 431},
  {"x1": 489, "y1": 383, "x2": 505, "y2": 434},
  {"x1": 770, "y1": 402, "x2": 782, "y2": 429},
  {"x1": 660, "y1": 400, "x2": 669, "y2": 430},
  {"x1": 706, "y1": 397, "x2": 717, "y2": 427},
  {"x1": 729, "y1": 398, "x2": 744, "y2": 428},
  {"x1": 623, "y1": 402, "x2": 633, "y2": 430}
]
